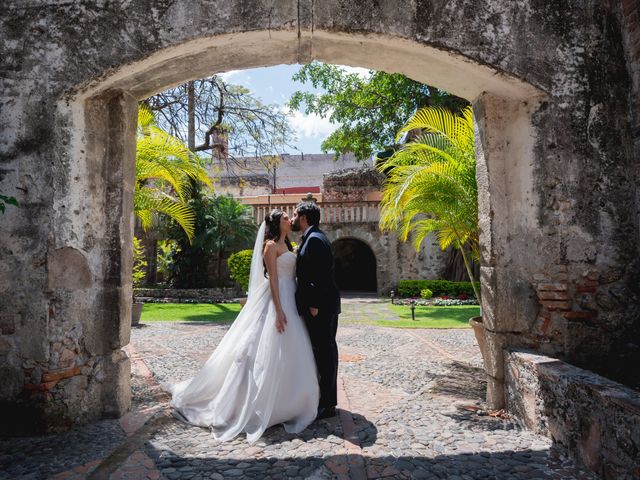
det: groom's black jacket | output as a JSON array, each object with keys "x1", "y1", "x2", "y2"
[{"x1": 295, "y1": 225, "x2": 341, "y2": 316}]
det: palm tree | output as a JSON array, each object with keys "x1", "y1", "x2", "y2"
[
  {"x1": 378, "y1": 106, "x2": 480, "y2": 299},
  {"x1": 196, "y1": 194, "x2": 257, "y2": 282},
  {"x1": 135, "y1": 104, "x2": 211, "y2": 241}
]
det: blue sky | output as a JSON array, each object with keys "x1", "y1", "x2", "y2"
[{"x1": 219, "y1": 64, "x2": 370, "y2": 154}]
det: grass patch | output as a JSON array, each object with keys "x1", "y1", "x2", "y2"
[
  {"x1": 140, "y1": 303, "x2": 242, "y2": 323},
  {"x1": 382, "y1": 304, "x2": 480, "y2": 328},
  {"x1": 140, "y1": 302, "x2": 479, "y2": 328}
]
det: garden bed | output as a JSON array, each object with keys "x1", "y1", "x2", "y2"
[{"x1": 392, "y1": 296, "x2": 479, "y2": 307}]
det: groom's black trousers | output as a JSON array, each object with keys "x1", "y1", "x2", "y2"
[{"x1": 303, "y1": 310, "x2": 339, "y2": 408}]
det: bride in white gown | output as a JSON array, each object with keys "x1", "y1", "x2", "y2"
[{"x1": 164, "y1": 210, "x2": 320, "y2": 443}]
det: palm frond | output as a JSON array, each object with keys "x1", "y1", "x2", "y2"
[
  {"x1": 379, "y1": 105, "x2": 478, "y2": 273},
  {"x1": 134, "y1": 104, "x2": 212, "y2": 241},
  {"x1": 135, "y1": 189, "x2": 196, "y2": 241}
]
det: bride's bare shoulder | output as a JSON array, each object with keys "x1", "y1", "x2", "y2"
[{"x1": 265, "y1": 239, "x2": 287, "y2": 257}]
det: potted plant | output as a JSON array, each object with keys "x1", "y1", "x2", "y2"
[
  {"x1": 132, "y1": 236, "x2": 147, "y2": 326},
  {"x1": 468, "y1": 314, "x2": 486, "y2": 367}
]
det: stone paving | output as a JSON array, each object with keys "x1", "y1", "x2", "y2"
[{"x1": 0, "y1": 298, "x2": 597, "y2": 479}]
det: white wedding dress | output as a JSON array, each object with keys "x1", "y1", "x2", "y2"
[{"x1": 165, "y1": 223, "x2": 319, "y2": 443}]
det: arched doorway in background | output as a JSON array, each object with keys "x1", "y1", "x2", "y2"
[{"x1": 332, "y1": 238, "x2": 377, "y2": 293}]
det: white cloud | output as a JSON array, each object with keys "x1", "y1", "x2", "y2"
[
  {"x1": 218, "y1": 70, "x2": 251, "y2": 84},
  {"x1": 337, "y1": 64, "x2": 372, "y2": 79},
  {"x1": 283, "y1": 107, "x2": 337, "y2": 139}
]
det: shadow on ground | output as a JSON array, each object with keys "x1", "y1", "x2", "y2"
[
  {"x1": 167, "y1": 409, "x2": 377, "y2": 448},
  {"x1": 427, "y1": 360, "x2": 487, "y2": 400},
  {"x1": 142, "y1": 447, "x2": 587, "y2": 479},
  {"x1": 0, "y1": 419, "x2": 126, "y2": 479}
]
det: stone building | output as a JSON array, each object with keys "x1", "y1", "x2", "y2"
[
  {"x1": 239, "y1": 166, "x2": 447, "y2": 294},
  {"x1": 1, "y1": 1, "x2": 639, "y2": 476}
]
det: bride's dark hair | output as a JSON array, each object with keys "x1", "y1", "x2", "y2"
[{"x1": 263, "y1": 209, "x2": 293, "y2": 277}]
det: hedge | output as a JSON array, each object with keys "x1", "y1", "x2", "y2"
[{"x1": 396, "y1": 279, "x2": 480, "y2": 298}]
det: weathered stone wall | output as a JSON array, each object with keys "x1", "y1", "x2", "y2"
[
  {"x1": 505, "y1": 350, "x2": 640, "y2": 478},
  {"x1": 322, "y1": 167, "x2": 385, "y2": 203},
  {"x1": 0, "y1": 90, "x2": 136, "y2": 433},
  {"x1": 621, "y1": 0, "x2": 640, "y2": 155},
  {"x1": 532, "y1": 2, "x2": 640, "y2": 390},
  {"x1": 0, "y1": 0, "x2": 637, "y2": 445},
  {"x1": 620, "y1": 1, "x2": 640, "y2": 386}
]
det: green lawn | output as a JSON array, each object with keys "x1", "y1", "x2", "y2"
[
  {"x1": 140, "y1": 303, "x2": 242, "y2": 323},
  {"x1": 383, "y1": 304, "x2": 480, "y2": 328},
  {"x1": 139, "y1": 302, "x2": 479, "y2": 329}
]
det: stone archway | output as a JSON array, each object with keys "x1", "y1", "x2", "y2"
[
  {"x1": 0, "y1": 2, "x2": 636, "y2": 445},
  {"x1": 333, "y1": 238, "x2": 377, "y2": 293}
]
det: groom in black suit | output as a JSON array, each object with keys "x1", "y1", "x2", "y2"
[{"x1": 291, "y1": 201, "x2": 341, "y2": 419}]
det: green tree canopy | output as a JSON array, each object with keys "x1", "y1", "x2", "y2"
[
  {"x1": 165, "y1": 192, "x2": 256, "y2": 288},
  {"x1": 199, "y1": 194, "x2": 257, "y2": 282},
  {"x1": 289, "y1": 62, "x2": 469, "y2": 160}
]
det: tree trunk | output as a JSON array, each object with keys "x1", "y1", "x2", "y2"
[
  {"x1": 187, "y1": 81, "x2": 195, "y2": 152},
  {"x1": 443, "y1": 247, "x2": 478, "y2": 281},
  {"x1": 458, "y1": 245, "x2": 480, "y2": 300},
  {"x1": 143, "y1": 234, "x2": 158, "y2": 285}
]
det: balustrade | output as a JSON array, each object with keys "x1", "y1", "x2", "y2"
[{"x1": 250, "y1": 201, "x2": 380, "y2": 224}]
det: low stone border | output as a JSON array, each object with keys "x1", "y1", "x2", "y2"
[
  {"x1": 505, "y1": 348, "x2": 640, "y2": 479},
  {"x1": 134, "y1": 287, "x2": 243, "y2": 303}
]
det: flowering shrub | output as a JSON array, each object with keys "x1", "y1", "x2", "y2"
[
  {"x1": 393, "y1": 297, "x2": 428, "y2": 306},
  {"x1": 432, "y1": 298, "x2": 478, "y2": 306},
  {"x1": 393, "y1": 296, "x2": 479, "y2": 306}
]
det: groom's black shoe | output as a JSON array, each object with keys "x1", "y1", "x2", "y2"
[{"x1": 316, "y1": 406, "x2": 337, "y2": 420}]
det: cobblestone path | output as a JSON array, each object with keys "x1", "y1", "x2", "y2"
[{"x1": 0, "y1": 299, "x2": 596, "y2": 479}]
